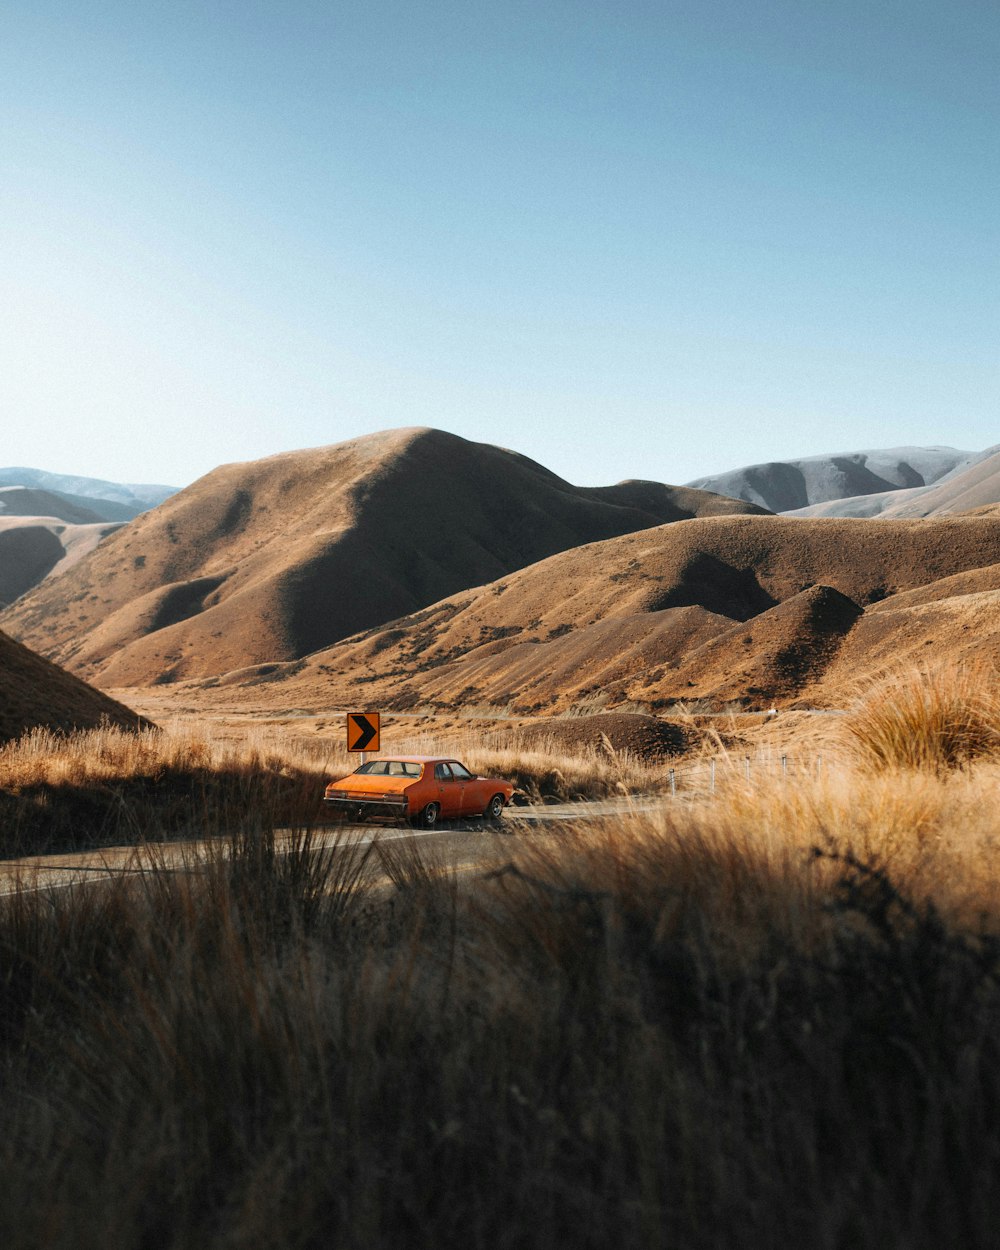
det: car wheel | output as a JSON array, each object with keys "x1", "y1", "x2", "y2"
[
  {"x1": 484, "y1": 793, "x2": 505, "y2": 822},
  {"x1": 418, "y1": 801, "x2": 440, "y2": 829}
]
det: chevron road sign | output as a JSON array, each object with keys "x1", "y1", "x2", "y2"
[{"x1": 347, "y1": 712, "x2": 380, "y2": 753}]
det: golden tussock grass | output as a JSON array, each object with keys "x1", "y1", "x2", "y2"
[
  {"x1": 0, "y1": 720, "x2": 340, "y2": 787},
  {"x1": 462, "y1": 737, "x2": 661, "y2": 802},
  {"x1": 842, "y1": 663, "x2": 1000, "y2": 773}
]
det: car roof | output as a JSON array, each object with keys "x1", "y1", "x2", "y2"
[{"x1": 358, "y1": 755, "x2": 461, "y2": 764}]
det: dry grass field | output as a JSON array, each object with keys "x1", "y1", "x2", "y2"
[{"x1": 2, "y1": 666, "x2": 1000, "y2": 1246}]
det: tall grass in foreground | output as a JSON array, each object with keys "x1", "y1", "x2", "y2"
[{"x1": 4, "y1": 765, "x2": 1000, "y2": 1248}]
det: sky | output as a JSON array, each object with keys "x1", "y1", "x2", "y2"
[{"x1": 1, "y1": 0, "x2": 997, "y2": 490}]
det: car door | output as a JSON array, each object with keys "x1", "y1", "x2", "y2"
[
  {"x1": 433, "y1": 762, "x2": 463, "y2": 817},
  {"x1": 447, "y1": 761, "x2": 479, "y2": 814}
]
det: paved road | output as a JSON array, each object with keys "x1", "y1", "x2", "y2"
[
  {"x1": 0, "y1": 823, "x2": 463, "y2": 897},
  {"x1": 0, "y1": 796, "x2": 668, "y2": 897}
]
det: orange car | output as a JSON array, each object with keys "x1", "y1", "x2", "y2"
[{"x1": 323, "y1": 756, "x2": 515, "y2": 827}]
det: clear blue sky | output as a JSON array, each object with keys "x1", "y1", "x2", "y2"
[{"x1": 2, "y1": 0, "x2": 997, "y2": 488}]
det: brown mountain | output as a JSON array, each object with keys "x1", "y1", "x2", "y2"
[
  {"x1": 0, "y1": 428, "x2": 766, "y2": 685},
  {"x1": 816, "y1": 585, "x2": 1000, "y2": 698},
  {"x1": 210, "y1": 513, "x2": 1000, "y2": 713},
  {"x1": 0, "y1": 629, "x2": 148, "y2": 743}
]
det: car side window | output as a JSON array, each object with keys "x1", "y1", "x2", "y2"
[
  {"x1": 449, "y1": 762, "x2": 473, "y2": 780},
  {"x1": 434, "y1": 763, "x2": 453, "y2": 781}
]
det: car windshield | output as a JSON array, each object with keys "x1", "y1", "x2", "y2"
[{"x1": 353, "y1": 760, "x2": 421, "y2": 777}]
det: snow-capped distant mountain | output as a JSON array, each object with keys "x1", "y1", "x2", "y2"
[
  {"x1": 0, "y1": 468, "x2": 178, "y2": 521},
  {"x1": 687, "y1": 447, "x2": 979, "y2": 514}
]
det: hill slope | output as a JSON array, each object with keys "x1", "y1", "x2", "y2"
[
  {"x1": 0, "y1": 629, "x2": 148, "y2": 742},
  {"x1": 688, "y1": 447, "x2": 975, "y2": 513},
  {"x1": 0, "y1": 428, "x2": 766, "y2": 684},
  {"x1": 196, "y1": 513, "x2": 1000, "y2": 714},
  {"x1": 0, "y1": 519, "x2": 122, "y2": 608}
]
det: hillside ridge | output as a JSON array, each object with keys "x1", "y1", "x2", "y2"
[
  {"x1": 0, "y1": 427, "x2": 766, "y2": 684},
  {"x1": 0, "y1": 629, "x2": 149, "y2": 742},
  {"x1": 171, "y1": 511, "x2": 1000, "y2": 715}
]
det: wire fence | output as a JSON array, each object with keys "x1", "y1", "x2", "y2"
[{"x1": 660, "y1": 752, "x2": 833, "y2": 799}]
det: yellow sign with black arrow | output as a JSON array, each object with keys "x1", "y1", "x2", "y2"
[{"x1": 346, "y1": 712, "x2": 380, "y2": 753}]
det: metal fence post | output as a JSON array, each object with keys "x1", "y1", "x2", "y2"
[
  {"x1": 710, "y1": 758, "x2": 716, "y2": 794},
  {"x1": 669, "y1": 768, "x2": 676, "y2": 796},
  {"x1": 745, "y1": 755, "x2": 751, "y2": 785},
  {"x1": 781, "y1": 754, "x2": 787, "y2": 780}
]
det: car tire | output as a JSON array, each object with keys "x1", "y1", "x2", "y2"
[
  {"x1": 484, "y1": 793, "x2": 505, "y2": 822},
  {"x1": 418, "y1": 802, "x2": 440, "y2": 829}
]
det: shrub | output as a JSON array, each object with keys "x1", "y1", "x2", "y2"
[{"x1": 842, "y1": 665, "x2": 1000, "y2": 773}]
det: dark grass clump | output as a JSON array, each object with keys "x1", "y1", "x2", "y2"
[{"x1": 0, "y1": 765, "x2": 327, "y2": 858}]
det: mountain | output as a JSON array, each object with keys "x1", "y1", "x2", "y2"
[
  {"x1": 213, "y1": 512, "x2": 1000, "y2": 714},
  {"x1": 0, "y1": 427, "x2": 767, "y2": 685},
  {"x1": 0, "y1": 487, "x2": 124, "y2": 608},
  {"x1": 0, "y1": 486, "x2": 106, "y2": 524},
  {"x1": 687, "y1": 447, "x2": 976, "y2": 514},
  {"x1": 874, "y1": 449, "x2": 1000, "y2": 518},
  {"x1": 0, "y1": 485, "x2": 146, "y2": 606},
  {"x1": 787, "y1": 447, "x2": 1000, "y2": 519},
  {"x1": 0, "y1": 468, "x2": 177, "y2": 521},
  {"x1": 0, "y1": 518, "x2": 122, "y2": 608},
  {"x1": 0, "y1": 628, "x2": 148, "y2": 743}
]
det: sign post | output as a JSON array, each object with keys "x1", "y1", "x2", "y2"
[{"x1": 347, "y1": 712, "x2": 380, "y2": 765}]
